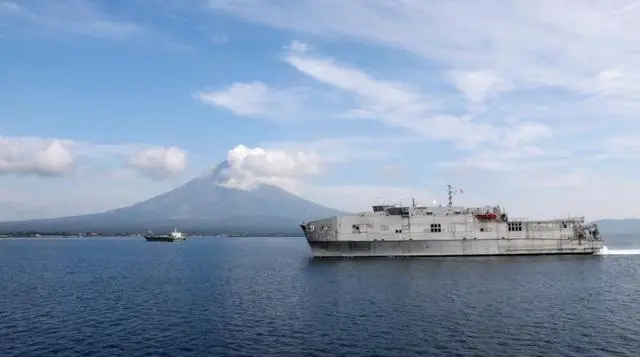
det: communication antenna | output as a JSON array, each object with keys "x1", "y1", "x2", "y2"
[
  {"x1": 447, "y1": 184, "x2": 464, "y2": 208},
  {"x1": 412, "y1": 197, "x2": 416, "y2": 209}
]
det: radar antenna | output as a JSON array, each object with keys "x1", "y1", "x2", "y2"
[{"x1": 447, "y1": 184, "x2": 463, "y2": 208}]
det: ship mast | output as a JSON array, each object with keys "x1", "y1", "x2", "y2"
[{"x1": 447, "y1": 184, "x2": 463, "y2": 208}]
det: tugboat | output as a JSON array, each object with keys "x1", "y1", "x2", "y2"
[{"x1": 143, "y1": 228, "x2": 186, "y2": 242}]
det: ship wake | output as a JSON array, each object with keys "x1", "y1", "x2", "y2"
[{"x1": 596, "y1": 246, "x2": 640, "y2": 255}]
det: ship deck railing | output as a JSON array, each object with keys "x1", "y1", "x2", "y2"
[{"x1": 510, "y1": 216, "x2": 586, "y2": 223}]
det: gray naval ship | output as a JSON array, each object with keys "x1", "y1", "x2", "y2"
[{"x1": 300, "y1": 185, "x2": 604, "y2": 257}]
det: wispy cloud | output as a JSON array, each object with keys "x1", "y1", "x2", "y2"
[
  {"x1": 259, "y1": 136, "x2": 423, "y2": 163},
  {"x1": 282, "y1": 44, "x2": 553, "y2": 150},
  {"x1": 195, "y1": 0, "x2": 640, "y2": 219},
  {"x1": 202, "y1": 1, "x2": 640, "y2": 174},
  {"x1": 204, "y1": 40, "x2": 555, "y2": 158},
  {"x1": 197, "y1": 81, "x2": 310, "y2": 121},
  {"x1": 207, "y1": 0, "x2": 640, "y2": 118},
  {"x1": 0, "y1": 0, "x2": 143, "y2": 40}
]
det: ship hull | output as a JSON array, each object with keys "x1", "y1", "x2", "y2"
[
  {"x1": 308, "y1": 238, "x2": 604, "y2": 258},
  {"x1": 144, "y1": 236, "x2": 185, "y2": 242}
]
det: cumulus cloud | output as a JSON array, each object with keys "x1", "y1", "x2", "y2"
[
  {"x1": 220, "y1": 144, "x2": 322, "y2": 192},
  {"x1": 0, "y1": 137, "x2": 74, "y2": 176},
  {"x1": 128, "y1": 146, "x2": 188, "y2": 179},
  {"x1": 0, "y1": 135, "x2": 189, "y2": 180}
]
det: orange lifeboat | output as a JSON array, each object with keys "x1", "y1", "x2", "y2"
[{"x1": 475, "y1": 213, "x2": 497, "y2": 220}]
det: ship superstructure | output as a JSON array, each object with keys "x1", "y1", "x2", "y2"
[
  {"x1": 143, "y1": 227, "x2": 186, "y2": 242},
  {"x1": 300, "y1": 185, "x2": 603, "y2": 257}
]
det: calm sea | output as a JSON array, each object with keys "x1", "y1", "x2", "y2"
[{"x1": 1, "y1": 234, "x2": 639, "y2": 356}]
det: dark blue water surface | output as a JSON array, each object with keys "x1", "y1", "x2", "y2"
[{"x1": 1, "y1": 235, "x2": 639, "y2": 356}]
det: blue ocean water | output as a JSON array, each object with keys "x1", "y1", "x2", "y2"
[{"x1": 1, "y1": 235, "x2": 639, "y2": 357}]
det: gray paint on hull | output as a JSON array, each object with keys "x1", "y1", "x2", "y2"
[{"x1": 308, "y1": 239, "x2": 604, "y2": 257}]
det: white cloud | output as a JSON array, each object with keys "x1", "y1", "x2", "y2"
[
  {"x1": 282, "y1": 44, "x2": 553, "y2": 150},
  {"x1": 0, "y1": 135, "x2": 189, "y2": 179},
  {"x1": 0, "y1": 137, "x2": 74, "y2": 176},
  {"x1": 8, "y1": 0, "x2": 640, "y2": 221},
  {"x1": 207, "y1": 0, "x2": 640, "y2": 116},
  {"x1": 260, "y1": 136, "x2": 422, "y2": 163},
  {"x1": 288, "y1": 39, "x2": 310, "y2": 52},
  {"x1": 0, "y1": 135, "x2": 191, "y2": 220},
  {"x1": 128, "y1": 146, "x2": 188, "y2": 179},
  {"x1": 284, "y1": 53, "x2": 423, "y2": 107},
  {"x1": 195, "y1": 1, "x2": 640, "y2": 219},
  {"x1": 445, "y1": 69, "x2": 510, "y2": 107},
  {"x1": 220, "y1": 144, "x2": 322, "y2": 192},
  {"x1": 197, "y1": 81, "x2": 307, "y2": 121},
  {"x1": 0, "y1": 0, "x2": 142, "y2": 40}
]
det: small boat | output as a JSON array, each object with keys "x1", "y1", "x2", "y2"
[{"x1": 143, "y1": 228, "x2": 186, "y2": 242}]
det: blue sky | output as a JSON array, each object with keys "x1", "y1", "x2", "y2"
[{"x1": 2, "y1": 0, "x2": 640, "y2": 220}]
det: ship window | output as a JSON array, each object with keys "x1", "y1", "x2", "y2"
[
  {"x1": 430, "y1": 223, "x2": 442, "y2": 233},
  {"x1": 352, "y1": 224, "x2": 361, "y2": 233},
  {"x1": 508, "y1": 222, "x2": 523, "y2": 232}
]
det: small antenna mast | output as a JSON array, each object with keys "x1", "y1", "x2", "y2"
[{"x1": 447, "y1": 184, "x2": 463, "y2": 208}]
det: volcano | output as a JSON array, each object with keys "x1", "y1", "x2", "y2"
[{"x1": 0, "y1": 161, "x2": 346, "y2": 235}]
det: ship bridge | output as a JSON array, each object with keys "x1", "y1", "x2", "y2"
[
  {"x1": 369, "y1": 184, "x2": 506, "y2": 221},
  {"x1": 371, "y1": 204, "x2": 503, "y2": 217}
]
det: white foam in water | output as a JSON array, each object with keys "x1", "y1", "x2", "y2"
[{"x1": 596, "y1": 245, "x2": 640, "y2": 255}]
